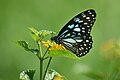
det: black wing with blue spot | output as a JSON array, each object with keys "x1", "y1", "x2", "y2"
[{"x1": 51, "y1": 9, "x2": 96, "y2": 57}]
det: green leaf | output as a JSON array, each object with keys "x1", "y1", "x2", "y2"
[
  {"x1": 29, "y1": 27, "x2": 56, "y2": 42},
  {"x1": 19, "y1": 69, "x2": 35, "y2": 80},
  {"x1": 29, "y1": 27, "x2": 40, "y2": 41},
  {"x1": 29, "y1": 27, "x2": 39, "y2": 35},
  {"x1": 48, "y1": 50, "x2": 80, "y2": 60},
  {"x1": 13, "y1": 41, "x2": 39, "y2": 55},
  {"x1": 45, "y1": 69, "x2": 66, "y2": 80},
  {"x1": 13, "y1": 41, "x2": 30, "y2": 51}
]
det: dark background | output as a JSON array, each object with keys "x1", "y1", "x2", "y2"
[{"x1": 0, "y1": 0, "x2": 120, "y2": 80}]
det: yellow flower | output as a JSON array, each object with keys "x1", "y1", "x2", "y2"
[
  {"x1": 42, "y1": 40, "x2": 51, "y2": 47},
  {"x1": 42, "y1": 40, "x2": 66, "y2": 50}
]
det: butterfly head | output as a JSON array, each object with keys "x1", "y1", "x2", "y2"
[{"x1": 51, "y1": 36, "x2": 61, "y2": 44}]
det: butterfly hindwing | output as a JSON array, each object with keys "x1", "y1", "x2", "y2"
[
  {"x1": 62, "y1": 34, "x2": 93, "y2": 57},
  {"x1": 51, "y1": 9, "x2": 96, "y2": 57}
]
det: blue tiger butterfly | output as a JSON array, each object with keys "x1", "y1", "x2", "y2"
[{"x1": 51, "y1": 9, "x2": 96, "y2": 57}]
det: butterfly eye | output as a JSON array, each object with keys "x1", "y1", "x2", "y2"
[{"x1": 51, "y1": 9, "x2": 96, "y2": 57}]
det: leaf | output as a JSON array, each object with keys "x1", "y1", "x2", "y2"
[
  {"x1": 39, "y1": 30, "x2": 56, "y2": 37},
  {"x1": 29, "y1": 27, "x2": 41, "y2": 41},
  {"x1": 19, "y1": 69, "x2": 35, "y2": 80},
  {"x1": 13, "y1": 41, "x2": 39, "y2": 55},
  {"x1": 29, "y1": 27, "x2": 56, "y2": 42},
  {"x1": 14, "y1": 41, "x2": 30, "y2": 51},
  {"x1": 29, "y1": 27, "x2": 39, "y2": 36},
  {"x1": 45, "y1": 69, "x2": 66, "y2": 80},
  {"x1": 48, "y1": 50, "x2": 80, "y2": 60}
]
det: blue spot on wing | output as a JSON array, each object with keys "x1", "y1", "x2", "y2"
[
  {"x1": 61, "y1": 30, "x2": 68, "y2": 35},
  {"x1": 74, "y1": 28, "x2": 81, "y2": 32},
  {"x1": 68, "y1": 24, "x2": 74, "y2": 29},
  {"x1": 75, "y1": 24, "x2": 79, "y2": 27},
  {"x1": 74, "y1": 18, "x2": 80, "y2": 22}
]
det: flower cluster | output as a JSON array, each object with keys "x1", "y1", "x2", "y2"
[{"x1": 42, "y1": 40, "x2": 66, "y2": 50}]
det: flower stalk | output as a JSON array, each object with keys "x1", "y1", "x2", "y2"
[
  {"x1": 43, "y1": 57, "x2": 52, "y2": 80},
  {"x1": 37, "y1": 41, "x2": 43, "y2": 80}
]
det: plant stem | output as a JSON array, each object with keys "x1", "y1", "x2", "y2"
[
  {"x1": 43, "y1": 47, "x2": 50, "y2": 58},
  {"x1": 40, "y1": 59, "x2": 43, "y2": 80},
  {"x1": 43, "y1": 57, "x2": 52, "y2": 80},
  {"x1": 38, "y1": 41, "x2": 43, "y2": 80},
  {"x1": 39, "y1": 42, "x2": 43, "y2": 58}
]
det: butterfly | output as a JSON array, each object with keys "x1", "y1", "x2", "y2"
[{"x1": 51, "y1": 9, "x2": 96, "y2": 57}]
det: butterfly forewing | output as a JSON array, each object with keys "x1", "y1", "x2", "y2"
[
  {"x1": 58, "y1": 9, "x2": 96, "y2": 37},
  {"x1": 51, "y1": 9, "x2": 96, "y2": 57}
]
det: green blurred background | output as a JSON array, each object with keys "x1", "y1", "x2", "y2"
[{"x1": 0, "y1": 0, "x2": 120, "y2": 80}]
